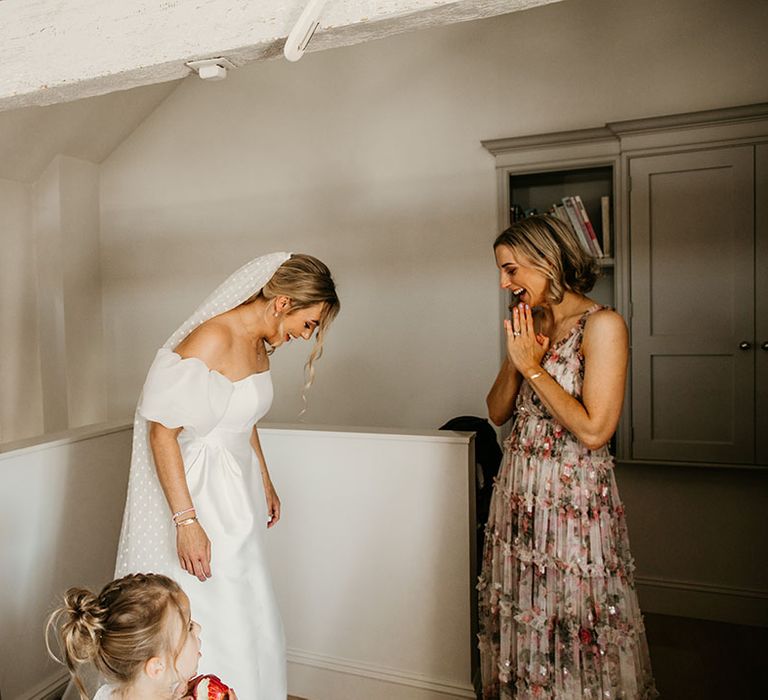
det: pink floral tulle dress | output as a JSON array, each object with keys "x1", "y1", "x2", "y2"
[{"x1": 477, "y1": 305, "x2": 657, "y2": 699}]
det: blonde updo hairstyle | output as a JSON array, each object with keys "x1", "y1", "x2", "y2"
[
  {"x1": 247, "y1": 253, "x2": 340, "y2": 405},
  {"x1": 46, "y1": 573, "x2": 188, "y2": 700},
  {"x1": 494, "y1": 215, "x2": 599, "y2": 304}
]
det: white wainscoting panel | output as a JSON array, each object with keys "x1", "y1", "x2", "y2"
[
  {"x1": 0, "y1": 423, "x2": 131, "y2": 700},
  {"x1": 260, "y1": 425, "x2": 476, "y2": 700}
]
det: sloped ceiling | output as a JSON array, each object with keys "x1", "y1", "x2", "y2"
[
  {"x1": 0, "y1": 81, "x2": 180, "y2": 183},
  {"x1": 0, "y1": 0, "x2": 562, "y2": 183},
  {"x1": 0, "y1": 0, "x2": 562, "y2": 110}
]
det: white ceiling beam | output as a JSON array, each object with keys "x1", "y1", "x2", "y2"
[{"x1": 0, "y1": 0, "x2": 562, "y2": 112}]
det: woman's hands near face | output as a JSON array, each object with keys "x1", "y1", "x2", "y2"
[
  {"x1": 505, "y1": 303, "x2": 550, "y2": 376},
  {"x1": 264, "y1": 478, "x2": 281, "y2": 529},
  {"x1": 177, "y1": 521, "x2": 212, "y2": 582}
]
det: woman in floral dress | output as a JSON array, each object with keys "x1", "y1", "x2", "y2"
[{"x1": 478, "y1": 216, "x2": 656, "y2": 699}]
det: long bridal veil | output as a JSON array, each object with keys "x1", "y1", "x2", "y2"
[{"x1": 115, "y1": 251, "x2": 291, "y2": 577}]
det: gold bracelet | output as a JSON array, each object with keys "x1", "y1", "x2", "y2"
[
  {"x1": 175, "y1": 516, "x2": 198, "y2": 528},
  {"x1": 528, "y1": 371, "x2": 544, "y2": 381}
]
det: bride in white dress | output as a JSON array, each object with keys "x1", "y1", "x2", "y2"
[{"x1": 114, "y1": 252, "x2": 340, "y2": 700}]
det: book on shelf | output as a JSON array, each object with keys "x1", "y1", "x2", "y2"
[
  {"x1": 560, "y1": 197, "x2": 595, "y2": 256},
  {"x1": 600, "y1": 195, "x2": 611, "y2": 257},
  {"x1": 551, "y1": 202, "x2": 588, "y2": 254},
  {"x1": 513, "y1": 198, "x2": 610, "y2": 260},
  {"x1": 572, "y1": 195, "x2": 603, "y2": 257},
  {"x1": 552, "y1": 203, "x2": 570, "y2": 228}
]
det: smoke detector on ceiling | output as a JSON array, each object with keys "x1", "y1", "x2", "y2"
[{"x1": 186, "y1": 57, "x2": 237, "y2": 81}]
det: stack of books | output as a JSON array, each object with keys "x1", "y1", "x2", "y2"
[{"x1": 551, "y1": 195, "x2": 611, "y2": 258}]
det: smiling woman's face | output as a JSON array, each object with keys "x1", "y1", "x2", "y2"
[
  {"x1": 494, "y1": 245, "x2": 550, "y2": 308},
  {"x1": 269, "y1": 301, "x2": 325, "y2": 348}
]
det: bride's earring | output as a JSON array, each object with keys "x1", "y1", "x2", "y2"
[{"x1": 273, "y1": 298, "x2": 289, "y2": 318}]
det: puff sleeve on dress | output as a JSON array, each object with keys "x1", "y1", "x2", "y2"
[{"x1": 138, "y1": 349, "x2": 235, "y2": 436}]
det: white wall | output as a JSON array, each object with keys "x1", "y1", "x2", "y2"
[
  {"x1": 1, "y1": 155, "x2": 105, "y2": 442},
  {"x1": 261, "y1": 426, "x2": 475, "y2": 700},
  {"x1": 34, "y1": 158, "x2": 71, "y2": 431},
  {"x1": 32, "y1": 155, "x2": 106, "y2": 433},
  {"x1": 0, "y1": 425, "x2": 131, "y2": 700},
  {"x1": 59, "y1": 157, "x2": 106, "y2": 427},
  {"x1": 0, "y1": 177, "x2": 43, "y2": 442},
  {"x1": 98, "y1": 0, "x2": 768, "y2": 428}
]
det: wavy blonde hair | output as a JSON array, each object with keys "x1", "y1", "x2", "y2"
[
  {"x1": 46, "y1": 574, "x2": 188, "y2": 700},
  {"x1": 494, "y1": 215, "x2": 598, "y2": 304},
  {"x1": 247, "y1": 253, "x2": 340, "y2": 411}
]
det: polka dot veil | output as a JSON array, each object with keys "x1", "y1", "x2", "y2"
[{"x1": 114, "y1": 252, "x2": 291, "y2": 577}]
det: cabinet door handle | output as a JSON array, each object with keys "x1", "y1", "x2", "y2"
[
  {"x1": 762, "y1": 341, "x2": 768, "y2": 351},
  {"x1": 739, "y1": 341, "x2": 752, "y2": 350}
]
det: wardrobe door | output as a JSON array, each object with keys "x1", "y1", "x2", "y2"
[
  {"x1": 629, "y1": 147, "x2": 754, "y2": 463},
  {"x1": 756, "y1": 143, "x2": 768, "y2": 466}
]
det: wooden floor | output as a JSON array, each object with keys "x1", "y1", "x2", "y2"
[{"x1": 645, "y1": 613, "x2": 767, "y2": 699}]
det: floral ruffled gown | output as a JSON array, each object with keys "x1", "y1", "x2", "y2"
[{"x1": 477, "y1": 305, "x2": 656, "y2": 699}]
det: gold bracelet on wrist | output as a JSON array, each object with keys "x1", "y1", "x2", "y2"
[
  {"x1": 528, "y1": 370, "x2": 544, "y2": 381},
  {"x1": 175, "y1": 516, "x2": 198, "y2": 528}
]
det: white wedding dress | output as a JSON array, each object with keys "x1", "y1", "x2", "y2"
[
  {"x1": 106, "y1": 253, "x2": 290, "y2": 700},
  {"x1": 121, "y1": 348, "x2": 286, "y2": 699}
]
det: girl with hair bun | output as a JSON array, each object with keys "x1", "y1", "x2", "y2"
[
  {"x1": 46, "y1": 573, "x2": 208, "y2": 700},
  {"x1": 478, "y1": 216, "x2": 656, "y2": 698}
]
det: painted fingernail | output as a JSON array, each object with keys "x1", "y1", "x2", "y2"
[{"x1": 525, "y1": 304, "x2": 530, "y2": 309}]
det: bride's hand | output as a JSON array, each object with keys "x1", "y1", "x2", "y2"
[
  {"x1": 263, "y1": 478, "x2": 281, "y2": 528},
  {"x1": 177, "y1": 521, "x2": 212, "y2": 581}
]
